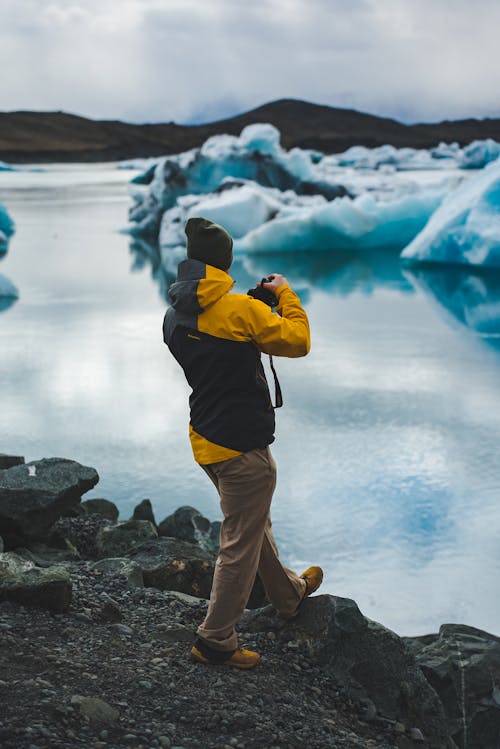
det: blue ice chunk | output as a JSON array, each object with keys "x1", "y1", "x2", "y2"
[
  {"x1": 401, "y1": 157, "x2": 500, "y2": 268},
  {"x1": 460, "y1": 139, "x2": 500, "y2": 169},
  {"x1": 127, "y1": 124, "x2": 347, "y2": 238},
  {"x1": 0, "y1": 274, "x2": 19, "y2": 299},
  {"x1": 0, "y1": 201, "x2": 15, "y2": 252},
  {"x1": 234, "y1": 188, "x2": 446, "y2": 254}
]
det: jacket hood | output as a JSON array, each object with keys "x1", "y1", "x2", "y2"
[{"x1": 168, "y1": 259, "x2": 234, "y2": 314}]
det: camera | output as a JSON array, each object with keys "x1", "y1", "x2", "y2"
[{"x1": 247, "y1": 277, "x2": 278, "y2": 308}]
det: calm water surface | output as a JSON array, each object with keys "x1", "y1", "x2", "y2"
[{"x1": 1, "y1": 164, "x2": 499, "y2": 636}]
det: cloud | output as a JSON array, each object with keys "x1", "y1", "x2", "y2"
[{"x1": 0, "y1": 0, "x2": 499, "y2": 124}]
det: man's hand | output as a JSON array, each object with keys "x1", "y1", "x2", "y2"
[{"x1": 261, "y1": 274, "x2": 289, "y2": 293}]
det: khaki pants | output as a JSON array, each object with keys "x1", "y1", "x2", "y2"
[{"x1": 197, "y1": 447, "x2": 306, "y2": 652}]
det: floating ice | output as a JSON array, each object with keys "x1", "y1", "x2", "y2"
[
  {"x1": 234, "y1": 186, "x2": 447, "y2": 254},
  {"x1": 460, "y1": 139, "x2": 500, "y2": 169},
  {"x1": 323, "y1": 139, "x2": 500, "y2": 171},
  {"x1": 0, "y1": 274, "x2": 19, "y2": 300},
  {"x1": 0, "y1": 202, "x2": 15, "y2": 251},
  {"x1": 0, "y1": 161, "x2": 15, "y2": 172},
  {"x1": 127, "y1": 124, "x2": 348, "y2": 238},
  {"x1": 401, "y1": 157, "x2": 500, "y2": 268}
]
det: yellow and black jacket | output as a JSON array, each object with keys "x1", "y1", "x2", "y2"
[{"x1": 163, "y1": 259, "x2": 310, "y2": 464}]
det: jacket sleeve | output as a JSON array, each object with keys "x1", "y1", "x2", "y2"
[{"x1": 245, "y1": 285, "x2": 311, "y2": 357}]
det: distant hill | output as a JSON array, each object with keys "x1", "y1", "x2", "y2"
[{"x1": 1, "y1": 99, "x2": 500, "y2": 163}]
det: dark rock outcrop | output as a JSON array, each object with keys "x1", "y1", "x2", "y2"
[
  {"x1": 96, "y1": 519, "x2": 158, "y2": 558},
  {"x1": 0, "y1": 551, "x2": 72, "y2": 612},
  {"x1": 243, "y1": 595, "x2": 453, "y2": 748},
  {"x1": 406, "y1": 623, "x2": 500, "y2": 749},
  {"x1": 0, "y1": 458, "x2": 99, "y2": 549},
  {"x1": 81, "y1": 498, "x2": 119, "y2": 523},
  {"x1": 158, "y1": 505, "x2": 220, "y2": 553},
  {"x1": 132, "y1": 498, "x2": 157, "y2": 527},
  {"x1": 51, "y1": 513, "x2": 111, "y2": 559},
  {"x1": 127, "y1": 537, "x2": 214, "y2": 599}
]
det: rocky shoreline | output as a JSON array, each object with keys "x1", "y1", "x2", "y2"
[{"x1": 1, "y1": 455, "x2": 499, "y2": 749}]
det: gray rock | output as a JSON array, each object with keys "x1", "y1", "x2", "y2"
[
  {"x1": 0, "y1": 458, "x2": 99, "y2": 548},
  {"x1": 408, "y1": 623, "x2": 500, "y2": 749},
  {"x1": 70, "y1": 695, "x2": 119, "y2": 723},
  {"x1": 242, "y1": 595, "x2": 452, "y2": 748},
  {"x1": 0, "y1": 551, "x2": 72, "y2": 612},
  {"x1": 99, "y1": 598, "x2": 123, "y2": 622},
  {"x1": 96, "y1": 519, "x2": 158, "y2": 558},
  {"x1": 52, "y1": 514, "x2": 111, "y2": 559},
  {"x1": 128, "y1": 537, "x2": 214, "y2": 598},
  {"x1": 14, "y1": 542, "x2": 80, "y2": 567},
  {"x1": 0, "y1": 454, "x2": 25, "y2": 470},
  {"x1": 90, "y1": 557, "x2": 144, "y2": 589},
  {"x1": 132, "y1": 499, "x2": 156, "y2": 526},
  {"x1": 158, "y1": 506, "x2": 220, "y2": 553},
  {"x1": 81, "y1": 498, "x2": 119, "y2": 523}
]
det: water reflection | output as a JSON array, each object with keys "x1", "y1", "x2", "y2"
[
  {"x1": 129, "y1": 238, "x2": 176, "y2": 302},
  {"x1": 130, "y1": 239, "x2": 415, "y2": 302},
  {"x1": 406, "y1": 266, "x2": 500, "y2": 352}
]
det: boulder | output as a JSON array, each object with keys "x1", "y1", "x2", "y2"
[
  {"x1": 81, "y1": 498, "x2": 119, "y2": 523},
  {"x1": 0, "y1": 551, "x2": 72, "y2": 612},
  {"x1": 127, "y1": 537, "x2": 215, "y2": 599},
  {"x1": 14, "y1": 542, "x2": 80, "y2": 567},
  {"x1": 132, "y1": 498, "x2": 156, "y2": 526},
  {"x1": 0, "y1": 454, "x2": 25, "y2": 470},
  {"x1": 407, "y1": 623, "x2": 500, "y2": 749},
  {"x1": 96, "y1": 519, "x2": 158, "y2": 558},
  {"x1": 52, "y1": 513, "x2": 112, "y2": 559},
  {"x1": 0, "y1": 458, "x2": 99, "y2": 548},
  {"x1": 158, "y1": 505, "x2": 220, "y2": 553},
  {"x1": 242, "y1": 595, "x2": 452, "y2": 748},
  {"x1": 91, "y1": 557, "x2": 144, "y2": 589}
]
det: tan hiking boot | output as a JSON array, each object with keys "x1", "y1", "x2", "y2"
[
  {"x1": 191, "y1": 644, "x2": 261, "y2": 670},
  {"x1": 300, "y1": 565, "x2": 324, "y2": 596},
  {"x1": 283, "y1": 565, "x2": 324, "y2": 619}
]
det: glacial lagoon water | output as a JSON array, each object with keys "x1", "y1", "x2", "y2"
[{"x1": 1, "y1": 164, "x2": 500, "y2": 636}]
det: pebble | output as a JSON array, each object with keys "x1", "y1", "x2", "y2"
[
  {"x1": 410, "y1": 727, "x2": 425, "y2": 742},
  {"x1": 158, "y1": 737, "x2": 171, "y2": 748},
  {"x1": 111, "y1": 623, "x2": 133, "y2": 636}
]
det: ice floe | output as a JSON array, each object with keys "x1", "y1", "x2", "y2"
[{"x1": 401, "y1": 156, "x2": 500, "y2": 268}]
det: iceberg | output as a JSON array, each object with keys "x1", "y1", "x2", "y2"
[
  {"x1": 127, "y1": 124, "x2": 348, "y2": 238},
  {"x1": 0, "y1": 201, "x2": 15, "y2": 252},
  {"x1": 0, "y1": 274, "x2": 19, "y2": 312},
  {"x1": 319, "y1": 139, "x2": 500, "y2": 172},
  {"x1": 401, "y1": 157, "x2": 500, "y2": 268},
  {"x1": 234, "y1": 185, "x2": 447, "y2": 254},
  {"x1": 460, "y1": 139, "x2": 500, "y2": 169}
]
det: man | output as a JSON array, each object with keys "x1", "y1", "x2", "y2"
[{"x1": 163, "y1": 216, "x2": 323, "y2": 669}]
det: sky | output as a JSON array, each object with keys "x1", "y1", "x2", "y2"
[{"x1": 1, "y1": 0, "x2": 499, "y2": 125}]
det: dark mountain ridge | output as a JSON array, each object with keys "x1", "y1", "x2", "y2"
[{"x1": 1, "y1": 98, "x2": 500, "y2": 163}]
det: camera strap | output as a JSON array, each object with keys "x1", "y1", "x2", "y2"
[{"x1": 268, "y1": 355, "x2": 283, "y2": 409}]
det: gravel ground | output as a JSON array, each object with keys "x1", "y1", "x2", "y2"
[{"x1": 0, "y1": 559, "x2": 402, "y2": 749}]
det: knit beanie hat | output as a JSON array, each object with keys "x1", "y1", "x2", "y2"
[{"x1": 185, "y1": 217, "x2": 233, "y2": 271}]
